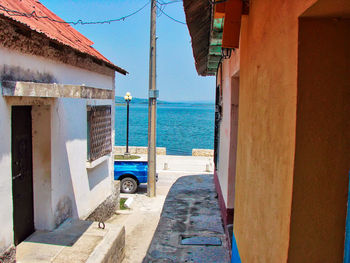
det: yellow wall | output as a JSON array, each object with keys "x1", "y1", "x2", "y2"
[
  {"x1": 232, "y1": 0, "x2": 350, "y2": 261},
  {"x1": 233, "y1": 0, "x2": 316, "y2": 261}
]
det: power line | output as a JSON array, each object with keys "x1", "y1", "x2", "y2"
[
  {"x1": 156, "y1": 0, "x2": 183, "y2": 19},
  {"x1": 0, "y1": 1, "x2": 186, "y2": 26},
  {"x1": 0, "y1": 1, "x2": 150, "y2": 25},
  {"x1": 157, "y1": 0, "x2": 183, "y2": 5},
  {"x1": 156, "y1": 4, "x2": 186, "y2": 25}
]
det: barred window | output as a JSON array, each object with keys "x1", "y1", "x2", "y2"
[{"x1": 87, "y1": 105, "x2": 112, "y2": 162}]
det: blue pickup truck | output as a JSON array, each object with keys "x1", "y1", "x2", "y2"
[{"x1": 114, "y1": 161, "x2": 148, "y2": 193}]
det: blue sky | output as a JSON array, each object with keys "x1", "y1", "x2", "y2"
[{"x1": 40, "y1": 0, "x2": 215, "y2": 102}]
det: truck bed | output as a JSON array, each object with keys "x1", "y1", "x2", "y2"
[{"x1": 114, "y1": 161, "x2": 148, "y2": 184}]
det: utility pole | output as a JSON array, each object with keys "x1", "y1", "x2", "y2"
[{"x1": 147, "y1": 0, "x2": 158, "y2": 197}]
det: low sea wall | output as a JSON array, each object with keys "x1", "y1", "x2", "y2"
[
  {"x1": 113, "y1": 146, "x2": 213, "y2": 157},
  {"x1": 192, "y1": 149, "x2": 214, "y2": 157},
  {"x1": 113, "y1": 146, "x2": 167, "y2": 155}
]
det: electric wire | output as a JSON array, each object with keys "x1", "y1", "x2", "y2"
[
  {"x1": 0, "y1": 1, "x2": 150, "y2": 25},
  {"x1": 0, "y1": 1, "x2": 186, "y2": 26},
  {"x1": 156, "y1": 3, "x2": 186, "y2": 25},
  {"x1": 157, "y1": 0, "x2": 183, "y2": 5}
]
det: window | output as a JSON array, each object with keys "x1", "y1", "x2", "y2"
[{"x1": 87, "y1": 105, "x2": 112, "y2": 162}]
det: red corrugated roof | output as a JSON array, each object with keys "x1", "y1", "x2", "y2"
[{"x1": 0, "y1": 0, "x2": 127, "y2": 74}]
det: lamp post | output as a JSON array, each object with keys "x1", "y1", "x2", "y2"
[{"x1": 124, "y1": 92, "x2": 132, "y2": 156}]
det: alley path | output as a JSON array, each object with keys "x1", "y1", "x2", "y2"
[
  {"x1": 143, "y1": 174, "x2": 230, "y2": 263},
  {"x1": 107, "y1": 155, "x2": 214, "y2": 263}
]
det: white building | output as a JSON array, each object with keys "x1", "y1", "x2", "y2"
[{"x1": 0, "y1": 0, "x2": 127, "y2": 256}]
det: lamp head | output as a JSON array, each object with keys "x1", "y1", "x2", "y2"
[{"x1": 124, "y1": 92, "x2": 132, "y2": 101}]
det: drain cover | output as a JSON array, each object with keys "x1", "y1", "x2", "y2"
[{"x1": 180, "y1": 236, "x2": 222, "y2": 246}]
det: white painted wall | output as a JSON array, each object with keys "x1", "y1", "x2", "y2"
[
  {"x1": 0, "y1": 46, "x2": 116, "y2": 251},
  {"x1": 218, "y1": 61, "x2": 232, "y2": 209},
  {"x1": 0, "y1": 95, "x2": 13, "y2": 253},
  {"x1": 0, "y1": 47, "x2": 113, "y2": 90},
  {"x1": 217, "y1": 59, "x2": 240, "y2": 210},
  {"x1": 51, "y1": 98, "x2": 114, "y2": 225}
]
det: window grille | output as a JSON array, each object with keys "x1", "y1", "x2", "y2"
[{"x1": 87, "y1": 105, "x2": 112, "y2": 162}]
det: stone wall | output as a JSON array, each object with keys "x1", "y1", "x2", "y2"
[
  {"x1": 192, "y1": 149, "x2": 214, "y2": 157},
  {"x1": 0, "y1": 246, "x2": 15, "y2": 263},
  {"x1": 113, "y1": 146, "x2": 166, "y2": 155},
  {"x1": 86, "y1": 181, "x2": 120, "y2": 223}
]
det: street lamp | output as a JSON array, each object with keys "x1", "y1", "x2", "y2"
[{"x1": 124, "y1": 92, "x2": 132, "y2": 155}]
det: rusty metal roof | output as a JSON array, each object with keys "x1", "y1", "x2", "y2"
[
  {"x1": 183, "y1": 0, "x2": 213, "y2": 76},
  {"x1": 0, "y1": 0, "x2": 127, "y2": 75}
]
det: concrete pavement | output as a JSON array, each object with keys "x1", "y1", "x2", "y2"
[
  {"x1": 15, "y1": 155, "x2": 218, "y2": 263},
  {"x1": 108, "y1": 155, "x2": 216, "y2": 263},
  {"x1": 143, "y1": 174, "x2": 230, "y2": 263}
]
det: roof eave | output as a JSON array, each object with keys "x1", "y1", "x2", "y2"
[{"x1": 183, "y1": 0, "x2": 213, "y2": 76}]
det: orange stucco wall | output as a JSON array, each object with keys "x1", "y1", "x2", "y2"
[
  {"x1": 232, "y1": 0, "x2": 317, "y2": 262},
  {"x1": 288, "y1": 17, "x2": 350, "y2": 262}
]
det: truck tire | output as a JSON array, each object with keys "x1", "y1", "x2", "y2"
[{"x1": 121, "y1": 177, "x2": 138, "y2": 194}]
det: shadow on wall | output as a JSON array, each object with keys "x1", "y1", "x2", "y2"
[
  {"x1": 53, "y1": 98, "x2": 111, "y2": 227},
  {"x1": 52, "y1": 100, "x2": 84, "y2": 228},
  {"x1": 88, "y1": 162, "x2": 109, "y2": 191}
]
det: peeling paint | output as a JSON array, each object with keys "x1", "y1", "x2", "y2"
[
  {"x1": 0, "y1": 65, "x2": 56, "y2": 83},
  {"x1": 54, "y1": 196, "x2": 72, "y2": 227}
]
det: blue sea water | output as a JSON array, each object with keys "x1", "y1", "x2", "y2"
[{"x1": 115, "y1": 103, "x2": 214, "y2": 156}]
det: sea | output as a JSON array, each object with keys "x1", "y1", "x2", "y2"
[{"x1": 115, "y1": 102, "x2": 215, "y2": 156}]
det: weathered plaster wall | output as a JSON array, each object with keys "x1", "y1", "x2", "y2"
[
  {"x1": 217, "y1": 60, "x2": 233, "y2": 208},
  {"x1": 0, "y1": 46, "x2": 115, "y2": 251},
  {"x1": 217, "y1": 49, "x2": 240, "y2": 213},
  {"x1": 0, "y1": 17, "x2": 117, "y2": 77},
  {"x1": 0, "y1": 47, "x2": 113, "y2": 90},
  {"x1": 32, "y1": 105, "x2": 54, "y2": 230},
  {"x1": 288, "y1": 17, "x2": 350, "y2": 262},
  {"x1": 51, "y1": 98, "x2": 114, "y2": 224},
  {"x1": 0, "y1": 95, "x2": 12, "y2": 254},
  {"x1": 233, "y1": 0, "x2": 317, "y2": 262}
]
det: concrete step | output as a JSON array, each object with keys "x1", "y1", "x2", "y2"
[{"x1": 16, "y1": 219, "x2": 125, "y2": 263}]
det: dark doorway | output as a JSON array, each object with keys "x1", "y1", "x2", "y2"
[
  {"x1": 12, "y1": 106, "x2": 34, "y2": 245},
  {"x1": 288, "y1": 17, "x2": 350, "y2": 262}
]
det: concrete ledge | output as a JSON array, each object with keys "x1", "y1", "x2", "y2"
[
  {"x1": 86, "y1": 155, "x2": 110, "y2": 169},
  {"x1": 86, "y1": 225, "x2": 125, "y2": 263},
  {"x1": 192, "y1": 149, "x2": 214, "y2": 157},
  {"x1": 1, "y1": 81, "x2": 113, "y2": 100},
  {"x1": 113, "y1": 146, "x2": 166, "y2": 155},
  {"x1": 16, "y1": 220, "x2": 125, "y2": 263}
]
